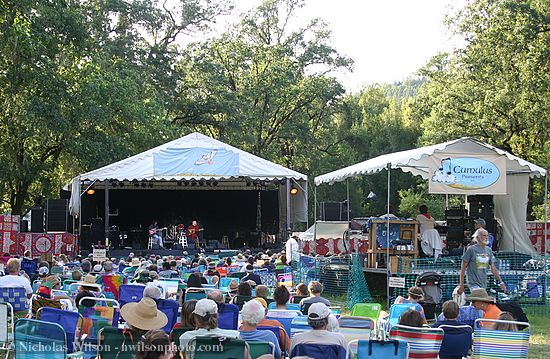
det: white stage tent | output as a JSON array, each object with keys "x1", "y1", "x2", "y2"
[
  {"x1": 69, "y1": 132, "x2": 308, "y2": 240},
  {"x1": 314, "y1": 137, "x2": 547, "y2": 255}
]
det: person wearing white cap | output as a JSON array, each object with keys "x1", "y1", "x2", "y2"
[
  {"x1": 241, "y1": 264, "x2": 262, "y2": 285},
  {"x1": 179, "y1": 298, "x2": 240, "y2": 359},
  {"x1": 240, "y1": 299, "x2": 281, "y2": 358},
  {"x1": 290, "y1": 303, "x2": 347, "y2": 353}
]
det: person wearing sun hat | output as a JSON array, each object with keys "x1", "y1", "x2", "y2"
[
  {"x1": 74, "y1": 274, "x2": 101, "y2": 308},
  {"x1": 121, "y1": 297, "x2": 168, "y2": 338},
  {"x1": 465, "y1": 288, "x2": 502, "y2": 326},
  {"x1": 122, "y1": 257, "x2": 141, "y2": 276},
  {"x1": 290, "y1": 303, "x2": 347, "y2": 352},
  {"x1": 392, "y1": 285, "x2": 427, "y2": 322},
  {"x1": 179, "y1": 298, "x2": 241, "y2": 358}
]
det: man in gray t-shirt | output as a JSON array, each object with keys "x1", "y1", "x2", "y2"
[{"x1": 458, "y1": 228, "x2": 506, "y2": 294}]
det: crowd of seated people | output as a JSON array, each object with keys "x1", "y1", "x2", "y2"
[{"x1": 0, "y1": 249, "x2": 530, "y2": 359}]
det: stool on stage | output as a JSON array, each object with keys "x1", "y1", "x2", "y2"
[
  {"x1": 148, "y1": 235, "x2": 154, "y2": 249},
  {"x1": 178, "y1": 233, "x2": 188, "y2": 248},
  {"x1": 222, "y1": 236, "x2": 230, "y2": 249}
]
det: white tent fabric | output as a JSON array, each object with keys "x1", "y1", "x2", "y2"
[
  {"x1": 315, "y1": 137, "x2": 546, "y2": 185},
  {"x1": 314, "y1": 137, "x2": 547, "y2": 255},
  {"x1": 298, "y1": 221, "x2": 349, "y2": 241},
  {"x1": 69, "y1": 132, "x2": 307, "y2": 217},
  {"x1": 77, "y1": 132, "x2": 307, "y2": 182},
  {"x1": 494, "y1": 174, "x2": 534, "y2": 254}
]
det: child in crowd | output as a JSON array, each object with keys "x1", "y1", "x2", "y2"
[{"x1": 433, "y1": 300, "x2": 467, "y2": 328}]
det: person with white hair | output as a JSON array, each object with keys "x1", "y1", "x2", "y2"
[
  {"x1": 458, "y1": 228, "x2": 506, "y2": 294},
  {"x1": 240, "y1": 299, "x2": 281, "y2": 359},
  {"x1": 290, "y1": 303, "x2": 346, "y2": 352},
  {"x1": 143, "y1": 284, "x2": 163, "y2": 300}
]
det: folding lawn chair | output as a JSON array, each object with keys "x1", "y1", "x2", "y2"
[
  {"x1": 389, "y1": 324, "x2": 444, "y2": 359},
  {"x1": 472, "y1": 318, "x2": 530, "y2": 359}
]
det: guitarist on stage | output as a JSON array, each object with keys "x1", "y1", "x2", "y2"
[
  {"x1": 187, "y1": 220, "x2": 202, "y2": 248},
  {"x1": 148, "y1": 221, "x2": 164, "y2": 248}
]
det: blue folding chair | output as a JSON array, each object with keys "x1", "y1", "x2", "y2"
[
  {"x1": 14, "y1": 318, "x2": 68, "y2": 359},
  {"x1": 20, "y1": 259, "x2": 37, "y2": 278},
  {"x1": 438, "y1": 324, "x2": 473, "y2": 359},
  {"x1": 349, "y1": 339, "x2": 409, "y2": 359},
  {"x1": 218, "y1": 303, "x2": 239, "y2": 330},
  {"x1": 266, "y1": 309, "x2": 301, "y2": 337},
  {"x1": 156, "y1": 299, "x2": 179, "y2": 334},
  {"x1": 184, "y1": 288, "x2": 207, "y2": 301},
  {"x1": 291, "y1": 343, "x2": 347, "y2": 359},
  {"x1": 257, "y1": 325, "x2": 289, "y2": 357},
  {"x1": 38, "y1": 307, "x2": 83, "y2": 353},
  {"x1": 290, "y1": 316, "x2": 310, "y2": 337},
  {"x1": 267, "y1": 302, "x2": 301, "y2": 311},
  {"x1": 118, "y1": 284, "x2": 144, "y2": 307},
  {"x1": 0, "y1": 287, "x2": 29, "y2": 312}
]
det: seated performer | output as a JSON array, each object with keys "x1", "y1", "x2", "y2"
[
  {"x1": 187, "y1": 220, "x2": 201, "y2": 248},
  {"x1": 148, "y1": 221, "x2": 164, "y2": 248}
]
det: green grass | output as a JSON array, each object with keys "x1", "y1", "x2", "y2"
[{"x1": 526, "y1": 308, "x2": 550, "y2": 359}]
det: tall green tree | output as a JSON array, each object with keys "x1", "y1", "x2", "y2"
[
  {"x1": 0, "y1": 0, "x2": 228, "y2": 214},
  {"x1": 173, "y1": 0, "x2": 352, "y2": 172}
]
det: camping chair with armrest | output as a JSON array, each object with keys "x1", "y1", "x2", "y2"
[
  {"x1": 78, "y1": 297, "x2": 120, "y2": 357},
  {"x1": 257, "y1": 325, "x2": 290, "y2": 356},
  {"x1": 267, "y1": 302, "x2": 301, "y2": 311},
  {"x1": 98, "y1": 274, "x2": 127, "y2": 300},
  {"x1": 337, "y1": 316, "x2": 374, "y2": 352},
  {"x1": 228, "y1": 271, "x2": 247, "y2": 280},
  {"x1": 219, "y1": 277, "x2": 239, "y2": 293},
  {"x1": 170, "y1": 327, "x2": 193, "y2": 359},
  {"x1": 0, "y1": 287, "x2": 29, "y2": 318},
  {"x1": 31, "y1": 294, "x2": 62, "y2": 317},
  {"x1": 32, "y1": 280, "x2": 42, "y2": 292},
  {"x1": 0, "y1": 302, "x2": 13, "y2": 359},
  {"x1": 389, "y1": 324, "x2": 444, "y2": 359},
  {"x1": 351, "y1": 303, "x2": 382, "y2": 322},
  {"x1": 62, "y1": 280, "x2": 78, "y2": 291},
  {"x1": 14, "y1": 318, "x2": 83, "y2": 359},
  {"x1": 37, "y1": 307, "x2": 83, "y2": 353},
  {"x1": 50, "y1": 266, "x2": 64, "y2": 275},
  {"x1": 184, "y1": 287, "x2": 208, "y2": 301},
  {"x1": 265, "y1": 309, "x2": 301, "y2": 338},
  {"x1": 248, "y1": 341, "x2": 275, "y2": 359},
  {"x1": 290, "y1": 295, "x2": 307, "y2": 304},
  {"x1": 118, "y1": 284, "x2": 144, "y2": 307},
  {"x1": 97, "y1": 327, "x2": 138, "y2": 359},
  {"x1": 190, "y1": 336, "x2": 250, "y2": 359},
  {"x1": 473, "y1": 318, "x2": 530, "y2": 359},
  {"x1": 291, "y1": 343, "x2": 347, "y2": 359},
  {"x1": 156, "y1": 298, "x2": 179, "y2": 333},
  {"x1": 438, "y1": 324, "x2": 473, "y2": 359},
  {"x1": 290, "y1": 315, "x2": 310, "y2": 337},
  {"x1": 218, "y1": 303, "x2": 239, "y2": 330},
  {"x1": 379, "y1": 302, "x2": 420, "y2": 338},
  {"x1": 347, "y1": 339, "x2": 409, "y2": 359}
]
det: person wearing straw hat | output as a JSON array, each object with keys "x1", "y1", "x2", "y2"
[
  {"x1": 465, "y1": 288, "x2": 502, "y2": 326},
  {"x1": 458, "y1": 228, "x2": 506, "y2": 295},
  {"x1": 122, "y1": 257, "x2": 141, "y2": 276},
  {"x1": 75, "y1": 274, "x2": 101, "y2": 307},
  {"x1": 121, "y1": 297, "x2": 168, "y2": 337},
  {"x1": 179, "y1": 298, "x2": 240, "y2": 358}
]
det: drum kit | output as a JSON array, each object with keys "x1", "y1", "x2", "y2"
[{"x1": 164, "y1": 223, "x2": 188, "y2": 248}]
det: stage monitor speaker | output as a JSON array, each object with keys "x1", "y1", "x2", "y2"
[
  {"x1": 30, "y1": 208, "x2": 45, "y2": 233},
  {"x1": 46, "y1": 199, "x2": 69, "y2": 232},
  {"x1": 132, "y1": 242, "x2": 144, "y2": 250},
  {"x1": 20, "y1": 219, "x2": 29, "y2": 233},
  {"x1": 319, "y1": 201, "x2": 350, "y2": 221}
]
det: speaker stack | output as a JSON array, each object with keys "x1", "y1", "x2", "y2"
[
  {"x1": 319, "y1": 201, "x2": 351, "y2": 221},
  {"x1": 46, "y1": 199, "x2": 69, "y2": 232},
  {"x1": 468, "y1": 195, "x2": 496, "y2": 233},
  {"x1": 445, "y1": 208, "x2": 468, "y2": 249}
]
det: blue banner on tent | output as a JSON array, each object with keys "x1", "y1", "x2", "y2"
[{"x1": 153, "y1": 147, "x2": 239, "y2": 177}]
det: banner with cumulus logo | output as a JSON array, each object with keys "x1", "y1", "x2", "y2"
[{"x1": 428, "y1": 154, "x2": 506, "y2": 194}]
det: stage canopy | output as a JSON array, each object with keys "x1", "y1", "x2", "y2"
[
  {"x1": 314, "y1": 137, "x2": 547, "y2": 254},
  {"x1": 69, "y1": 132, "x2": 307, "y2": 226}
]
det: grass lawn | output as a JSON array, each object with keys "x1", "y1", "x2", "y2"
[{"x1": 526, "y1": 308, "x2": 550, "y2": 358}]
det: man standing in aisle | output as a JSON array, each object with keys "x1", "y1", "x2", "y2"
[{"x1": 457, "y1": 228, "x2": 506, "y2": 294}]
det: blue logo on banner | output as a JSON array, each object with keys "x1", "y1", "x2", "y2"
[
  {"x1": 153, "y1": 147, "x2": 239, "y2": 177},
  {"x1": 431, "y1": 157, "x2": 500, "y2": 190}
]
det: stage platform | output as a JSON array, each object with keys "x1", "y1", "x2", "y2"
[{"x1": 80, "y1": 246, "x2": 281, "y2": 259}]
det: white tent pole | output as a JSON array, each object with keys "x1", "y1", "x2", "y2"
[
  {"x1": 314, "y1": 185, "x2": 317, "y2": 242},
  {"x1": 545, "y1": 174, "x2": 548, "y2": 254},
  {"x1": 346, "y1": 179, "x2": 350, "y2": 224},
  {"x1": 445, "y1": 194, "x2": 449, "y2": 209},
  {"x1": 286, "y1": 178, "x2": 291, "y2": 236},
  {"x1": 305, "y1": 179, "x2": 309, "y2": 228},
  {"x1": 386, "y1": 163, "x2": 391, "y2": 310},
  {"x1": 104, "y1": 180, "x2": 109, "y2": 248}
]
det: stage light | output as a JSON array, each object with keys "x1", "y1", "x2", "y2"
[
  {"x1": 290, "y1": 186, "x2": 299, "y2": 195},
  {"x1": 119, "y1": 181, "x2": 124, "y2": 187},
  {"x1": 183, "y1": 180, "x2": 189, "y2": 186},
  {"x1": 246, "y1": 180, "x2": 252, "y2": 187},
  {"x1": 141, "y1": 181, "x2": 147, "y2": 188},
  {"x1": 133, "y1": 179, "x2": 139, "y2": 187},
  {"x1": 112, "y1": 181, "x2": 118, "y2": 188},
  {"x1": 148, "y1": 182, "x2": 153, "y2": 188},
  {"x1": 177, "y1": 180, "x2": 182, "y2": 186},
  {"x1": 86, "y1": 189, "x2": 95, "y2": 195},
  {"x1": 213, "y1": 180, "x2": 219, "y2": 186},
  {"x1": 199, "y1": 180, "x2": 205, "y2": 186},
  {"x1": 191, "y1": 180, "x2": 197, "y2": 186},
  {"x1": 279, "y1": 179, "x2": 286, "y2": 185}
]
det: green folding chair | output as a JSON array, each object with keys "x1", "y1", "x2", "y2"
[
  {"x1": 248, "y1": 341, "x2": 275, "y2": 359},
  {"x1": 190, "y1": 336, "x2": 249, "y2": 359},
  {"x1": 351, "y1": 303, "x2": 382, "y2": 322},
  {"x1": 98, "y1": 327, "x2": 138, "y2": 359}
]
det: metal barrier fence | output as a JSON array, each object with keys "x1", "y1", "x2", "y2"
[
  {"x1": 292, "y1": 252, "x2": 372, "y2": 308},
  {"x1": 392, "y1": 251, "x2": 550, "y2": 310}
]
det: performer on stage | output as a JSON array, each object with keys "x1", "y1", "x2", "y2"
[
  {"x1": 187, "y1": 220, "x2": 201, "y2": 247},
  {"x1": 148, "y1": 221, "x2": 164, "y2": 248}
]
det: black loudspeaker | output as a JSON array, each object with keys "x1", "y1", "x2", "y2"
[
  {"x1": 172, "y1": 244, "x2": 183, "y2": 250},
  {"x1": 46, "y1": 199, "x2": 69, "y2": 232},
  {"x1": 319, "y1": 202, "x2": 350, "y2": 221},
  {"x1": 20, "y1": 219, "x2": 29, "y2": 233},
  {"x1": 31, "y1": 208, "x2": 45, "y2": 233}
]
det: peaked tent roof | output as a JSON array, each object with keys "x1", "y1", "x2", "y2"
[
  {"x1": 315, "y1": 137, "x2": 546, "y2": 185},
  {"x1": 78, "y1": 132, "x2": 307, "y2": 181}
]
